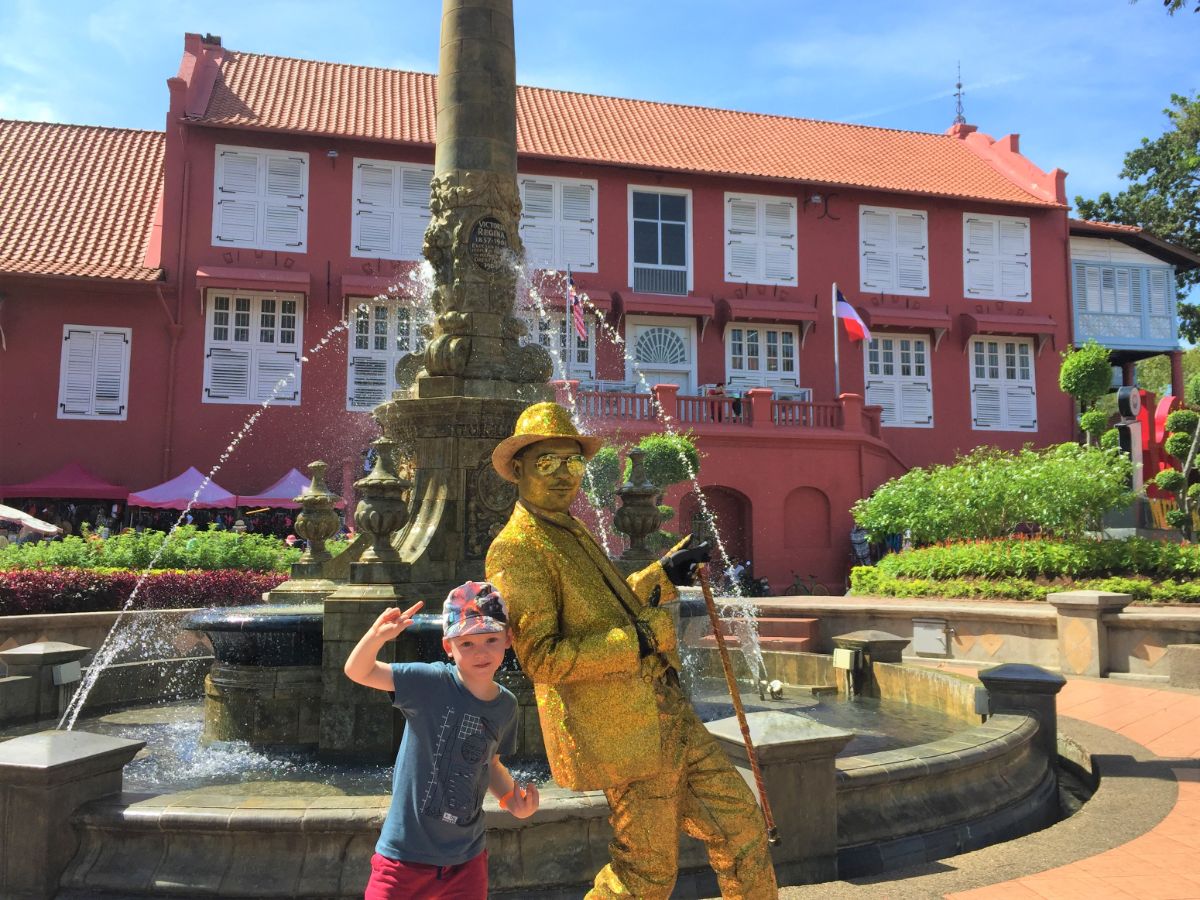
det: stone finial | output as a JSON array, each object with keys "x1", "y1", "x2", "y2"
[
  {"x1": 353, "y1": 438, "x2": 412, "y2": 562},
  {"x1": 293, "y1": 460, "x2": 341, "y2": 564},
  {"x1": 613, "y1": 448, "x2": 662, "y2": 561}
]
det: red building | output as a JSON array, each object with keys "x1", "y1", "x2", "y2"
[{"x1": 3, "y1": 33, "x2": 1156, "y2": 589}]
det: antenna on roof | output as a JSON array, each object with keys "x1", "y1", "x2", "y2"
[{"x1": 953, "y1": 62, "x2": 966, "y2": 126}]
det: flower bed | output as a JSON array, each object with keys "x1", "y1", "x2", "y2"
[
  {"x1": 850, "y1": 537, "x2": 1200, "y2": 604},
  {"x1": 0, "y1": 568, "x2": 289, "y2": 616}
]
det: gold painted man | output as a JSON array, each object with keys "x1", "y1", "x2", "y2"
[{"x1": 486, "y1": 402, "x2": 777, "y2": 899}]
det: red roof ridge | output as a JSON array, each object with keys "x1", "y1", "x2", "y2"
[
  {"x1": 0, "y1": 117, "x2": 164, "y2": 138},
  {"x1": 228, "y1": 48, "x2": 437, "y2": 80}
]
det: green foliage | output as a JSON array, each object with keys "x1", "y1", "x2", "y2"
[
  {"x1": 1166, "y1": 410, "x2": 1200, "y2": 435},
  {"x1": 1059, "y1": 341, "x2": 1116, "y2": 410},
  {"x1": 1079, "y1": 408, "x2": 1109, "y2": 439},
  {"x1": 1156, "y1": 468, "x2": 1187, "y2": 492},
  {"x1": 1167, "y1": 507, "x2": 1191, "y2": 528},
  {"x1": 1189, "y1": 483, "x2": 1200, "y2": 503},
  {"x1": 849, "y1": 537, "x2": 1200, "y2": 604},
  {"x1": 1100, "y1": 428, "x2": 1121, "y2": 450},
  {"x1": 851, "y1": 444, "x2": 1133, "y2": 544},
  {"x1": 0, "y1": 526, "x2": 325, "y2": 572},
  {"x1": 630, "y1": 432, "x2": 701, "y2": 490},
  {"x1": 583, "y1": 446, "x2": 621, "y2": 508},
  {"x1": 1164, "y1": 431, "x2": 1194, "y2": 460},
  {"x1": 1075, "y1": 93, "x2": 1200, "y2": 340}
]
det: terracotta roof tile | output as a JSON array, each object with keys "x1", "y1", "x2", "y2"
[
  {"x1": 0, "y1": 120, "x2": 164, "y2": 282},
  {"x1": 1068, "y1": 218, "x2": 1143, "y2": 234},
  {"x1": 196, "y1": 50, "x2": 1056, "y2": 207}
]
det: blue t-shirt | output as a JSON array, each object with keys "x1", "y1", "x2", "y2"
[{"x1": 375, "y1": 661, "x2": 518, "y2": 866}]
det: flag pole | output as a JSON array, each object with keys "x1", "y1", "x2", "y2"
[{"x1": 832, "y1": 282, "x2": 841, "y2": 398}]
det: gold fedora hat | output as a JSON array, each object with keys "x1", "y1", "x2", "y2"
[{"x1": 491, "y1": 402, "x2": 604, "y2": 483}]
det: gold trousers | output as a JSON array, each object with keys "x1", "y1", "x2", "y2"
[{"x1": 586, "y1": 680, "x2": 778, "y2": 900}]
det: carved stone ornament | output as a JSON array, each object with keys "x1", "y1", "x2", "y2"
[
  {"x1": 292, "y1": 460, "x2": 341, "y2": 564},
  {"x1": 353, "y1": 437, "x2": 412, "y2": 562},
  {"x1": 613, "y1": 448, "x2": 663, "y2": 561}
]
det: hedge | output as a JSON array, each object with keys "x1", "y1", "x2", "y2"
[
  {"x1": 849, "y1": 536, "x2": 1200, "y2": 604},
  {"x1": 0, "y1": 568, "x2": 288, "y2": 616}
]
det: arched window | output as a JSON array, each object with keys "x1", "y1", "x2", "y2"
[{"x1": 635, "y1": 326, "x2": 687, "y2": 366}]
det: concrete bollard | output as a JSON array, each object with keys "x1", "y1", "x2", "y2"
[
  {"x1": 0, "y1": 642, "x2": 90, "y2": 725},
  {"x1": 707, "y1": 711, "x2": 853, "y2": 884},
  {"x1": 1047, "y1": 590, "x2": 1131, "y2": 677},
  {"x1": 978, "y1": 663, "x2": 1066, "y2": 764},
  {"x1": 0, "y1": 729, "x2": 144, "y2": 899}
]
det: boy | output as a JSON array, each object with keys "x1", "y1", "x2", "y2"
[{"x1": 344, "y1": 581, "x2": 539, "y2": 899}]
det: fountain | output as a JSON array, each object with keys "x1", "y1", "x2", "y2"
[{"x1": 0, "y1": 2, "x2": 1077, "y2": 897}]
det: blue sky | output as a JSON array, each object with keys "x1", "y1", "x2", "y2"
[{"x1": 1, "y1": 0, "x2": 1196, "y2": 209}]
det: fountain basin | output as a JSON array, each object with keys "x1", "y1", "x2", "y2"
[{"x1": 181, "y1": 605, "x2": 324, "y2": 750}]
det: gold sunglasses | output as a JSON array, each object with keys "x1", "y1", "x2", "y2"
[{"x1": 533, "y1": 453, "x2": 587, "y2": 477}]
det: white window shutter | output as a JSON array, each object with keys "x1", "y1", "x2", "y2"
[
  {"x1": 264, "y1": 206, "x2": 304, "y2": 248},
  {"x1": 60, "y1": 329, "x2": 99, "y2": 416},
  {"x1": 356, "y1": 210, "x2": 395, "y2": 254},
  {"x1": 972, "y1": 384, "x2": 1003, "y2": 428},
  {"x1": 400, "y1": 167, "x2": 431, "y2": 209},
  {"x1": 900, "y1": 381, "x2": 933, "y2": 426},
  {"x1": 348, "y1": 355, "x2": 390, "y2": 409},
  {"x1": 726, "y1": 196, "x2": 762, "y2": 281},
  {"x1": 398, "y1": 215, "x2": 428, "y2": 261},
  {"x1": 254, "y1": 350, "x2": 301, "y2": 403},
  {"x1": 865, "y1": 378, "x2": 900, "y2": 425},
  {"x1": 860, "y1": 208, "x2": 896, "y2": 292},
  {"x1": 895, "y1": 212, "x2": 928, "y2": 292},
  {"x1": 964, "y1": 217, "x2": 998, "y2": 296},
  {"x1": 1004, "y1": 384, "x2": 1037, "y2": 430},
  {"x1": 1149, "y1": 270, "x2": 1171, "y2": 317},
  {"x1": 358, "y1": 163, "x2": 395, "y2": 207},
  {"x1": 521, "y1": 180, "x2": 554, "y2": 218},
  {"x1": 521, "y1": 219, "x2": 556, "y2": 268},
  {"x1": 263, "y1": 156, "x2": 307, "y2": 249},
  {"x1": 561, "y1": 183, "x2": 593, "y2": 222},
  {"x1": 729, "y1": 199, "x2": 759, "y2": 234},
  {"x1": 93, "y1": 331, "x2": 128, "y2": 416},
  {"x1": 560, "y1": 225, "x2": 595, "y2": 271},
  {"x1": 763, "y1": 200, "x2": 796, "y2": 283},
  {"x1": 206, "y1": 348, "x2": 252, "y2": 400}
]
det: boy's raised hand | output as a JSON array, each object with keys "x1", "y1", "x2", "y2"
[
  {"x1": 369, "y1": 600, "x2": 424, "y2": 642},
  {"x1": 505, "y1": 782, "x2": 540, "y2": 819}
]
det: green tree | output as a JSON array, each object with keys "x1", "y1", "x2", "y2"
[
  {"x1": 1060, "y1": 341, "x2": 1116, "y2": 444},
  {"x1": 1154, "y1": 409, "x2": 1200, "y2": 540},
  {"x1": 1135, "y1": 347, "x2": 1200, "y2": 397},
  {"x1": 1074, "y1": 93, "x2": 1200, "y2": 339}
]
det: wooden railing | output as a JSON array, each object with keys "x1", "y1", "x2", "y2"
[
  {"x1": 771, "y1": 400, "x2": 842, "y2": 429},
  {"x1": 676, "y1": 394, "x2": 751, "y2": 425}
]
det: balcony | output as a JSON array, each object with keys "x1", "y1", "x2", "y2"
[
  {"x1": 553, "y1": 381, "x2": 881, "y2": 438},
  {"x1": 1071, "y1": 260, "x2": 1179, "y2": 356}
]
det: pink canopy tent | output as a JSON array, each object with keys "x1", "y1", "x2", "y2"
[
  {"x1": 238, "y1": 468, "x2": 346, "y2": 510},
  {"x1": 0, "y1": 462, "x2": 128, "y2": 499},
  {"x1": 126, "y1": 467, "x2": 237, "y2": 510}
]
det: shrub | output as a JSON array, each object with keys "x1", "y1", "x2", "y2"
[
  {"x1": 851, "y1": 444, "x2": 1132, "y2": 544},
  {"x1": 0, "y1": 568, "x2": 288, "y2": 616},
  {"x1": 1059, "y1": 341, "x2": 1114, "y2": 411},
  {"x1": 1079, "y1": 408, "x2": 1109, "y2": 440},
  {"x1": 0, "y1": 526, "x2": 310, "y2": 573},
  {"x1": 1156, "y1": 469, "x2": 1187, "y2": 492},
  {"x1": 1100, "y1": 428, "x2": 1121, "y2": 451}
]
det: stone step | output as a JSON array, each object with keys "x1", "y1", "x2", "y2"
[
  {"x1": 696, "y1": 634, "x2": 817, "y2": 654},
  {"x1": 711, "y1": 617, "x2": 819, "y2": 639}
]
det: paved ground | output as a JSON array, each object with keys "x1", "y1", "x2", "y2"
[{"x1": 776, "y1": 668, "x2": 1200, "y2": 900}]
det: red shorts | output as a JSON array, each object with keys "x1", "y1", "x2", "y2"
[{"x1": 364, "y1": 849, "x2": 488, "y2": 900}]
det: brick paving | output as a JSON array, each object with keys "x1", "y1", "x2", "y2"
[{"x1": 946, "y1": 677, "x2": 1200, "y2": 900}]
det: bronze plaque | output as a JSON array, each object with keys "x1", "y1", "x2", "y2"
[{"x1": 467, "y1": 216, "x2": 509, "y2": 272}]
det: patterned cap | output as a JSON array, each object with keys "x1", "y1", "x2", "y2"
[{"x1": 442, "y1": 580, "x2": 509, "y2": 640}]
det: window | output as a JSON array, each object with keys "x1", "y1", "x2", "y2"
[
  {"x1": 726, "y1": 325, "x2": 799, "y2": 388},
  {"x1": 630, "y1": 188, "x2": 690, "y2": 295},
  {"x1": 518, "y1": 306, "x2": 595, "y2": 381},
  {"x1": 859, "y1": 206, "x2": 928, "y2": 296},
  {"x1": 57, "y1": 325, "x2": 131, "y2": 420},
  {"x1": 346, "y1": 299, "x2": 431, "y2": 410},
  {"x1": 519, "y1": 176, "x2": 598, "y2": 273},
  {"x1": 212, "y1": 146, "x2": 308, "y2": 252},
  {"x1": 969, "y1": 337, "x2": 1037, "y2": 431},
  {"x1": 963, "y1": 213, "x2": 1031, "y2": 301},
  {"x1": 203, "y1": 291, "x2": 304, "y2": 405},
  {"x1": 351, "y1": 160, "x2": 433, "y2": 260},
  {"x1": 725, "y1": 193, "x2": 796, "y2": 285},
  {"x1": 864, "y1": 334, "x2": 932, "y2": 428}
]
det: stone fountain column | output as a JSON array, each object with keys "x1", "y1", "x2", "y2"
[{"x1": 320, "y1": 0, "x2": 551, "y2": 761}]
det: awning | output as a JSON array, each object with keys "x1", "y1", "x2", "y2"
[
  {"x1": 961, "y1": 312, "x2": 1058, "y2": 353},
  {"x1": 614, "y1": 290, "x2": 714, "y2": 318},
  {"x1": 718, "y1": 297, "x2": 818, "y2": 324},
  {"x1": 531, "y1": 287, "x2": 615, "y2": 313},
  {"x1": 0, "y1": 463, "x2": 128, "y2": 500},
  {"x1": 127, "y1": 467, "x2": 237, "y2": 510},
  {"x1": 239, "y1": 468, "x2": 347, "y2": 510},
  {"x1": 859, "y1": 306, "x2": 953, "y2": 348},
  {"x1": 341, "y1": 273, "x2": 418, "y2": 298},
  {"x1": 196, "y1": 266, "x2": 311, "y2": 294}
]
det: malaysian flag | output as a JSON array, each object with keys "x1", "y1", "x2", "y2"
[{"x1": 567, "y1": 271, "x2": 587, "y2": 342}]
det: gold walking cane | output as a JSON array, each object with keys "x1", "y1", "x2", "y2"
[{"x1": 697, "y1": 565, "x2": 780, "y2": 845}]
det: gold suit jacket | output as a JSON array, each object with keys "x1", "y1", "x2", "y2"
[{"x1": 486, "y1": 501, "x2": 680, "y2": 791}]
